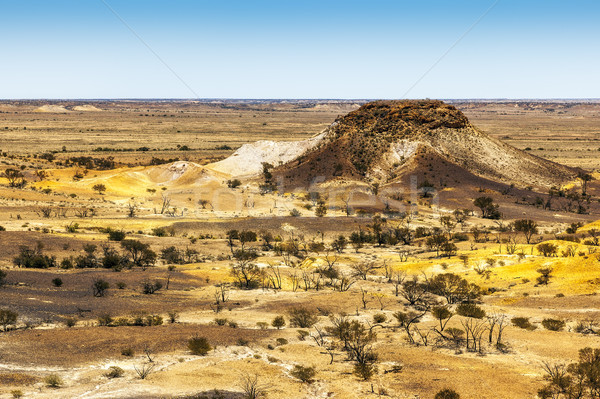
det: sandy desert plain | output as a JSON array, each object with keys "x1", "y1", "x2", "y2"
[{"x1": 2, "y1": 99, "x2": 600, "y2": 399}]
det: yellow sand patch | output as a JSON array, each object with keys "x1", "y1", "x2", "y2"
[{"x1": 579, "y1": 220, "x2": 600, "y2": 233}]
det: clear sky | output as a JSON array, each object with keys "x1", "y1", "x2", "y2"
[{"x1": 0, "y1": 0, "x2": 598, "y2": 99}]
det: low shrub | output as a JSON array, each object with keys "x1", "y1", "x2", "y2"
[
  {"x1": 188, "y1": 336, "x2": 211, "y2": 356},
  {"x1": 121, "y1": 347, "x2": 135, "y2": 357},
  {"x1": 105, "y1": 366, "x2": 124, "y2": 379},
  {"x1": 511, "y1": 317, "x2": 536, "y2": 330},
  {"x1": 107, "y1": 229, "x2": 126, "y2": 241},
  {"x1": 228, "y1": 320, "x2": 238, "y2": 328},
  {"x1": 271, "y1": 315, "x2": 286, "y2": 329},
  {"x1": 64, "y1": 317, "x2": 76, "y2": 328},
  {"x1": 44, "y1": 374, "x2": 62, "y2": 388},
  {"x1": 542, "y1": 318, "x2": 565, "y2": 331},
  {"x1": 290, "y1": 365, "x2": 316, "y2": 383},
  {"x1": 287, "y1": 307, "x2": 318, "y2": 328},
  {"x1": 456, "y1": 303, "x2": 486, "y2": 319}
]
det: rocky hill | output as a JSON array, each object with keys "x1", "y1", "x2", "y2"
[{"x1": 273, "y1": 100, "x2": 578, "y2": 189}]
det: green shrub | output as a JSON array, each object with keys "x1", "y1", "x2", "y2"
[
  {"x1": 287, "y1": 307, "x2": 318, "y2": 328},
  {"x1": 92, "y1": 279, "x2": 110, "y2": 297},
  {"x1": 188, "y1": 336, "x2": 211, "y2": 355},
  {"x1": 44, "y1": 374, "x2": 62, "y2": 388},
  {"x1": 145, "y1": 315, "x2": 163, "y2": 326},
  {"x1": 142, "y1": 280, "x2": 162, "y2": 294},
  {"x1": 227, "y1": 179, "x2": 241, "y2": 189},
  {"x1": 105, "y1": 366, "x2": 124, "y2": 379},
  {"x1": 107, "y1": 229, "x2": 126, "y2": 241},
  {"x1": 271, "y1": 315, "x2": 286, "y2": 329},
  {"x1": 214, "y1": 318, "x2": 228, "y2": 326},
  {"x1": 65, "y1": 222, "x2": 79, "y2": 233},
  {"x1": 354, "y1": 362, "x2": 377, "y2": 381},
  {"x1": 542, "y1": 318, "x2": 565, "y2": 331},
  {"x1": 456, "y1": 303, "x2": 486, "y2": 319},
  {"x1": 64, "y1": 317, "x2": 76, "y2": 328},
  {"x1": 290, "y1": 365, "x2": 316, "y2": 383},
  {"x1": 60, "y1": 258, "x2": 73, "y2": 269},
  {"x1": 373, "y1": 314, "x2": 387, "y2": 324},
  {"x1": 511, "y1": 317, "x2": 536, "y2": 330},
  {"x1": 114, "y1": 317, "x2": 131, "y2": 326},
  {"x1": 151, "y1": 227, "x2": 167, "y2": 237}
]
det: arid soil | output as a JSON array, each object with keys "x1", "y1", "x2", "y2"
[{"x1": 1, "y1": 100, "x2": 600, "y2": 399}]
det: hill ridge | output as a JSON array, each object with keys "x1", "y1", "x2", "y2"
[{"x1": 273, "y1": 99, "x2": 577, "y2": 189}]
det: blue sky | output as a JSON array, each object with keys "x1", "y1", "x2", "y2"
[{"x1": 0, "y1": 0, "x2": 598, "y2": 99}]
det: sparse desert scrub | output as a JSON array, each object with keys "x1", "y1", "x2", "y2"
[
  {"x1": 0, "y1": 309, "x2": 18, "y2": 331},
  {"x1": 287, "y1": 307, "x2": 318, "y2": 328},
  {"x1": 290, "y1": 365, "x2": 316, "y2": 384},
  {"x1": 44, "y1": 373, "x2": 63, "y2": 388},
  {"x1": 0, "y1": 100, "x2": 599, "y2": 398},
  {"x1": 188, "y1": 336, "x2": 212, "y2": 356},
  {"x1": 134, "y1": 363, "x2": 155, "y2": 379},
  {"x1": 511, "y1": 317, "x2": 536, "y2": 330},
  {"x1": 92, "y1": 279, "x2": 110, "y2": 297},
  {"x1": 542, "y1": 318, "x2": 565, "y2": 331},
  {"x1": 271, "y1": 315, "x2": 286, "y2": 329},
  {"x1": 105, "y1": 366, "x2": 124, "y2": 379}
]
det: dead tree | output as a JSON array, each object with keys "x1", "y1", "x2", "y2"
[
  {"x1": 266, "y1": 264, "x2": 282, "y2": 290},
  {"x1": 393, "y1": 310, "x2": 427, "y2": 345},
  {"x1": 461, "y1": 318, "x2": 487, "y2": 352},
  {"x1": 392, "y1": 271, "x2": 407, "y2": 296},
  {"x1": 312, "y1": 326, "x2": 336, "y2": 365},
  {"x1": 36, "y1": 206, "x2": 53, "y2": 218},
  {"x1": 127, "y1": 202, "x2": 138, "y2": 218},
  {"x1": 351, "y1": 261, "x2": 380, "y2": 280},
  {"x1": 487, "y1": 313, "x2": 509, "y2": 349},
  {"x1": 289, "y1": 271, "x2": 300, "y2": 292},
  {"x1": 333, "y1": 273, "x2": 356, "y2": 292},
  {"x1": 398, "y1": 250, "x2": 409, "y2": 262},
  {"x1": 360, "y1": 288, "x2": 371, "y2": 310},
  {"x1": 372, "y1": 293, "x2": 388, "y2": 310},
  {"x1": 160, "y1": 194, "x2": 171, "y2": 214}
]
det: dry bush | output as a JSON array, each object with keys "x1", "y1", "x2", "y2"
[
  {"x1": 44, "y1": 374, "x2": 62, "y2": 388},
  {"x1": 290, "y1": 365, "x2": 316, "y2": 383},
  {"x1": 188, "y1": 336, "x2": 212, "y2": 356},
  {"x1": 287, "y1": 307, "x2": 318, "y2": 328}
]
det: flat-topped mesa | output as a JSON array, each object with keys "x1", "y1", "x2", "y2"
[
  {"x1": 328, "y1": 100, "x2": 469, "y2": 141},
  {"x1": 273, "y1": 99, "x2": 578, "y2": 189}
]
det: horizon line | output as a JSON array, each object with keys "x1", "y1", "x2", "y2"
[{"x1": 1, "y1": 98, "x2": 600, "y2": 102}]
